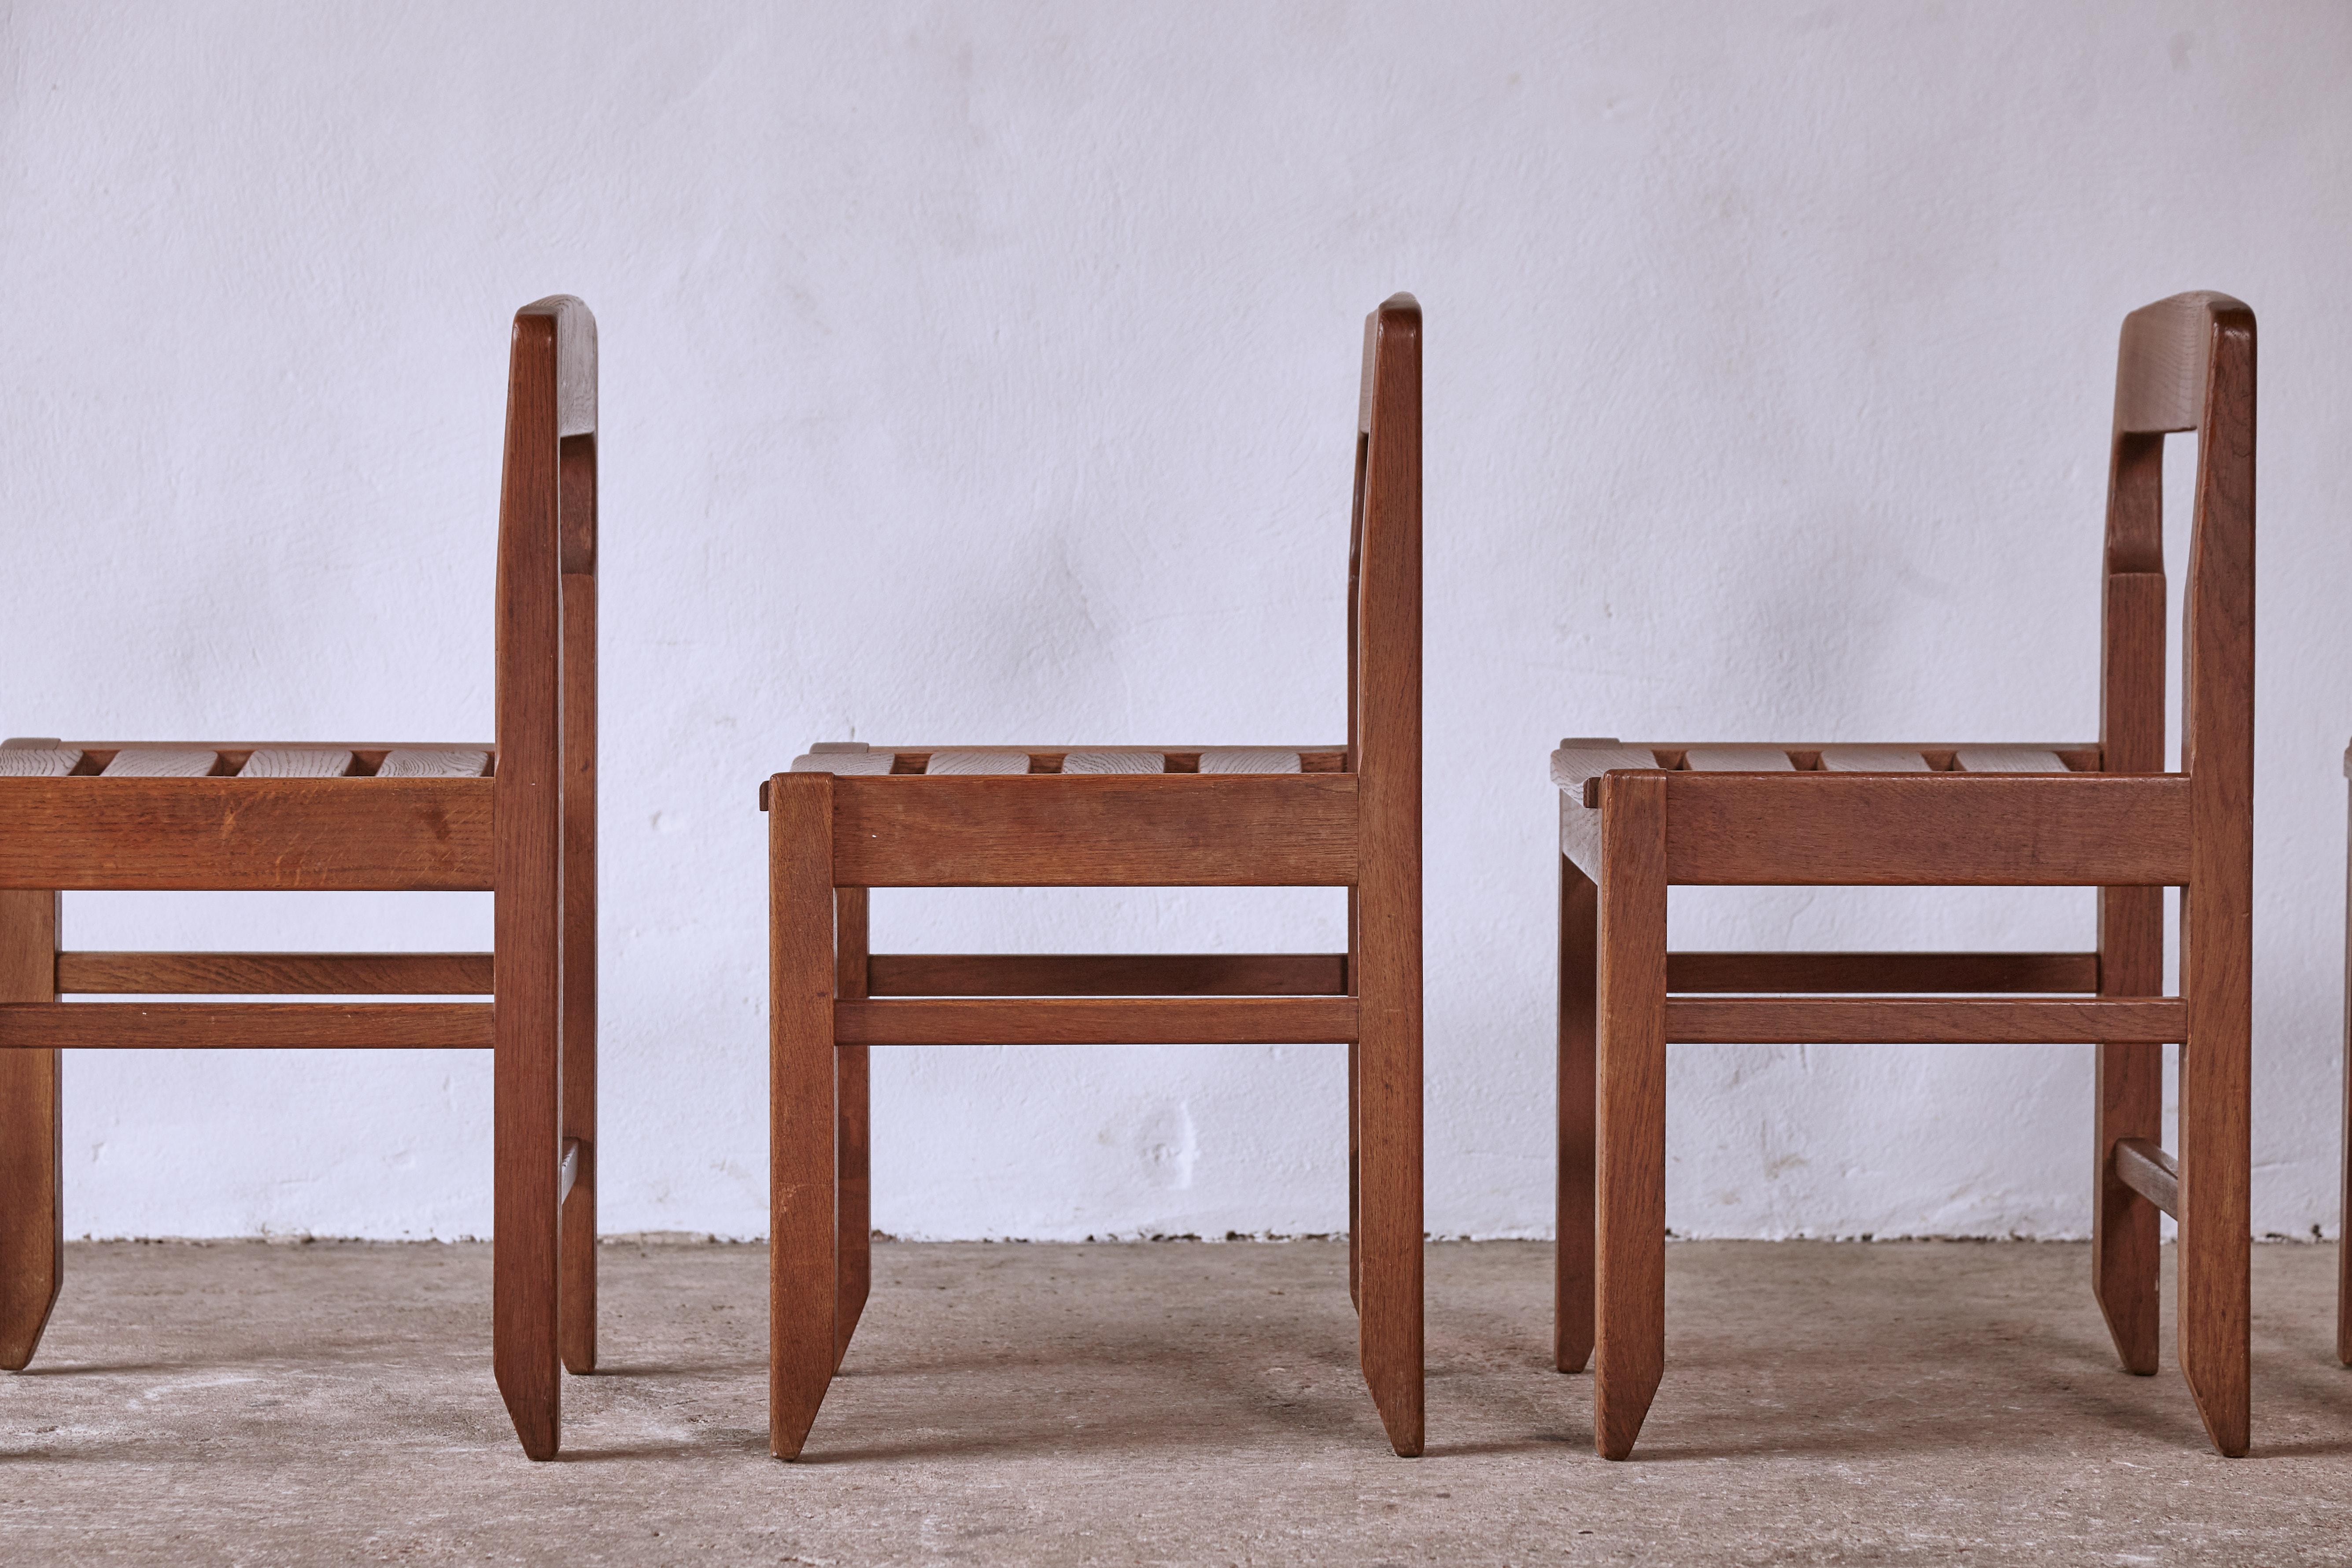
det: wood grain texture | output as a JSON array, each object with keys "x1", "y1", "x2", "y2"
[
  {"x1": 2113, "y1": 1138, "x2": 2179, "y2": 1218},
  {"x1": 491, "y1": 306, "x2": 566, "y2": 1463},
  {"x1": 0, "y1": 891, "x2": 61, "y2": 1370},
  {"x1": 833, "y1": 888, "x2": 871, "y2": 1373},
  {"x1": 55, "y1": 952, "x2": 493, "y2": 995},
  {"x1": 1663, "y1": 997, "x2": 2183, "y2": 1044},
  {"x1": 835, "y1": 996, "x2": 1359, "y2": 1045},
  {"x1": 0, "y1": 1002, "x2": 492, "y2": 1048},
  {"x1": 1665, "y1": 952, "x2": 2097, "y2": 994},
  {"x1": 865, "y1": 953, "x2": 1348, "y2": 996},
  {"x1": 0, "y1": 778, "x2": 493, "y2": 891},
  {"x1": 1351, "y1": 292, "x2": 1423, "y2": 1458},
  {"x1": 2094, "y1": 482, "x2": 2168, "y2": 1376},
  {"x1": 2115, "y1": 291, "x2": 2232, "y2": 435},
  {"x1": 2175, "y1": 299, "x2": 2254, "y2": 1459},
  {"x1": 831, "y1": 774, "x2": 1359, "y2": 887},
  {"x1": 1555, "y1": 858, "x2": 1596, "y2": 1375},
  {"x1": 557, "y1": 428, "x2": 598, "y2": 1379},
  {"x1": 769, "y1": 773, "x2": 838, "y2": 1459},
  {"x1": 1595, "y1": 771, "x2": 1667, "y2": 1461},
  {"x1": 1659, "y1": 773, "x2": 2190, "y2": 886}
]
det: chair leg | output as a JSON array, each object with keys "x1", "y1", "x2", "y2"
[
  {"x1": 0, "y1": 891, "x2": 62, "y2": 1372},
  {"x1": 493, "y1": 872, "x2": 564, "y2": 1460},
  {"x1": 770, "y1": 774, "x2": 839, "y2": 1459},
  {"x1": 2178, "y1": 887, "x2": 2251, "y2": 1457},
  {"x1": 1354, "y1": 866, "x2": 1422, "y2": 1457},
  {"x1": 2093, "y1": 885, "x2": 2163, "y2": 1375},
  {"x1": 1595, "y1": 774, "x2": 1667, "y2": 1461},
  {"x1": 1557, "y1": 856, "x2": 1598, "y2": 1374},
  {"x1": 1347, "y1": 889, "x2": 1362, "y2": 1314},
  {"x1": 558, "y1": 575, "x2": 598, "y2": 1377},
  {"x1": 1347, "y1": 1038, "x2": 1361, "y2": 1313},
  {"x1": 833, "y1": 888, "x2": 871, "y2": 1373}
]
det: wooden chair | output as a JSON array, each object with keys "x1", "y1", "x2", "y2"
[
  {"x1": 1552, "y1": 292, "x2": 2254, "y2": 1459},
  {"x1": 760, "y1": 295, "x2": 1424, "y2": 1459},
  {"x1": 0, "y1": 295, "x2": 599, "y2": 1461}
]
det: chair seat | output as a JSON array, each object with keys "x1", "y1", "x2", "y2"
[
  {"x1": 0, "y1": 739, "x2": 491, "y2": 779},
  {"x1": 788, "y1": 741, "x2": 1322, "y2": 776},
  {"x1": 1550, "y1": 738, "x2": 2087, "y2": 878}
]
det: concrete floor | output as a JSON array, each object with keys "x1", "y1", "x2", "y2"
[{"x1": 1, "y1": 1240, "x2": 2348, "y2": 1565}]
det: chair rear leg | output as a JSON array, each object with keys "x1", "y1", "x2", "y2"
[
  {"x1": 1595, "y1": 775, "x2": 1667, "y2": 1461},
  {"x1": 1347, "y1": 1038, "x2": 1361, "y2": 1313},
  {"x1": 1354, "y1": 871, "x2": 1422, "y2": 1457},
  {"x1": 2178, "y1": 889, "x2": 2251, "y2": 1457},
  {"x1": 833, "y1": 888, "x2": 871, "y2": 1372},
  {"x1": 1558, "y1": 857, "x2": 1598, "y2": 1374},
  {"x1": 770, "y1": 774, "x2": 840, "y2": 1458},
  {"x1": 2094, "y1": 885, "x2": 2163, "y2": 1375},
  {"x1": 492, "y1": 886, "x2": 564, "y2": 1461},
  {"x1": 0, "y1": 891, "x2": 62, "y2": 1371},
  {"x1": 558, "y1": 570, "x2": 598, "y2": 1377}
]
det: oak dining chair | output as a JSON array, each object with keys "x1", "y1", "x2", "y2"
[
  {"x1": 1551, "y1": 292, "x2": 2254, "y2": 1459},
  {"x1": 761, "y1": 294, "x2": 1425, "y2": 1460},
  {"x1": 0, "y1": 295, "x2": 599, "y2": 1460}
]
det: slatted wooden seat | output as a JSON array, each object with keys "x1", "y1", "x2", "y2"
[
  {"x1": 1553, "y1": 292, "x2": 2254, "y2": 1460},
  {"x1": 0, "y1": 297, "x2": 598, "y2": 1461},
  {"x1": 761, "y1": 295, "x2": 1425, "y2": 1460}
]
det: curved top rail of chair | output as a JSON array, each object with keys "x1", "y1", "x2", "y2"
[
  {"x1": 516, "y1": 295, "x2": 596, "y2": 438},
  {"x1": 2114, "y1": 291, "x2": 2251, "y2": 437},
  {"x1": 1359, "y1": 292, "x2": 1420, "y2": 435}
]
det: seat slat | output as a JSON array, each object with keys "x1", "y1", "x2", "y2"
[
  {"x1": 0, "y1": 778, "x2": 494, "y2": 891},
  {"x1": 836, "y1": 995, "x2": 1359, "y2": 1044},
  {"x1": 1817, "y1": 746, "x2": 1931, "y2": 773},
  {"x1": 101, "y1": 749, "x2": 217, "y2": 778},
  {"x1": 238, "y1": 748, "x2": 356, "y2": 779}
]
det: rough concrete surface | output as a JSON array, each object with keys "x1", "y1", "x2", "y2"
[{"x1": 1, "y1": 1240, "x2": 2348, "y2": 1565}]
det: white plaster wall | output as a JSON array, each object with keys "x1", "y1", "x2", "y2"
[{"x1": 4, "y1": 2, "x2": 2348, "y2": 1242}]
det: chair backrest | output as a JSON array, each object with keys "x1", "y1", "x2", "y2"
[
  {"x1": 1348, "y1": 295, "x2": 1421, "y2": 790},
  {"x1": 2098, "y1": 292, "x2": 2253, "y2": 810},
  {"x1": 494, "y1": 296, "x2": 596, "y2": 911}
]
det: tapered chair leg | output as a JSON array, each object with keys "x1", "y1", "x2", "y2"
[
  {"x1": 492, "y1": 916, "x2": 564, "y2": 1460},
  {"x1": 558, "y1": 566, "x2": 598, "y2": 1378},
  {"x1": 0, "y1": 892, "x2": 63, "y2": 1372},
  {"x1": 1557, "y1": 858, "x2": 1598, "y2": 1375},
  {"x1": 1595, "y1": 775, "x2": 1667, "y2": 1461},
  {"x1": 1347, "y1": 1038, "x2": 1362, "y2": 1313},
  {"x1": 1354, "y1": 868, "x2": 1422, "y2": 1456},
  {"x1": 771, "y1": 774, "x2": 840, "y2": 1459},
  {"x1": 2177, "y1": 900, "x2": 2251, "y2": 1456},
  {"x1": 833, "y1": 888, "x2": 872, "y2": 1372},
  {"x1": 2093, "y1": 886, "x2": 2163, "y2": 1375}
]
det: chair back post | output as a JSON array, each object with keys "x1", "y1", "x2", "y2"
[
  {"x1": 1351, "y1": 295, "x2": 1422, "y2": 793},
  {"x1": 489, "y1": 294, "x2": 592, "y2": 1454}
]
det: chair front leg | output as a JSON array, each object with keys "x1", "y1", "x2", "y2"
[
  {"x1": 1595, "y1": 773, "x2": 1667, "y2": 1461},
  {"x1": 1557, "y1": 857, "x2": 1598, "y2": 1374},
  {"x1": 770, "y1": 773, "x2": 840, "y2": 1459},
  {"x1": 0, "y1": 891, "x2": 62, "y2": 1372},
  {"x1": 2093, "y1": 885, "x2": 2163, "y2": 1375}
]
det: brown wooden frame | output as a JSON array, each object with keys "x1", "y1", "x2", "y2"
[
  {"x1": 1558, "y1": 292, "x2": 2255, "y2": 1459},
  {"x1": 0, "y1": 296, "x2": 598, "y2": 1461},
  {"x1": 762, "y1": 296, "x2": 1424, "y2": 1459}
]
